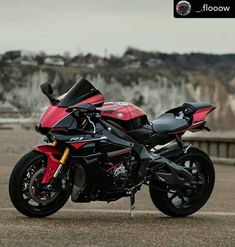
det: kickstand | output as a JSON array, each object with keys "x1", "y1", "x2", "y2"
[{"x1": 130, "y1": 193, "x2": 135, "y2": 219}]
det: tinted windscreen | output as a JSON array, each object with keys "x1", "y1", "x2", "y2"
[{"x1": 58, "y1": 78, "x2": 100, "y2": 107}]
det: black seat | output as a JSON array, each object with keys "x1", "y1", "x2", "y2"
[
  {"x1": 184, "y1": 102, "x2": 212, "y2": 109},
  {"x1": 151, "y1": 113, "x2": 188, "y2": 134}
]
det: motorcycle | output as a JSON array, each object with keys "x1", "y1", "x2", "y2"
[{"x1": 9, "y1": 78, "x2": 216, "y2": 218}]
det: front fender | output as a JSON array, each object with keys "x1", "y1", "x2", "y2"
[
  {"x1": 34, "y1": 144, "x2": 63, "y2": 155},
  {"x1": 33, "y1": 145, "x2": 63, "y2": 184}
]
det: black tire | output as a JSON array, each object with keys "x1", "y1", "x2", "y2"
[
  {"x1": 9, "y1": 151, "x2": 71, "y2": 218},
  {"x1": 149, "y1": 147, "x2": 215, "y2": 217}
]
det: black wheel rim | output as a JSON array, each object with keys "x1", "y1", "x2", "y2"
[
  {"x1": 21, "y1": 158, "x2": 63, "y2": 211},
  {"x1": 165, "y1": 157, "x2": 211, "y2": 210}
]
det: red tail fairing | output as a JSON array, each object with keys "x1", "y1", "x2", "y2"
[
  {"x1": 192, "y1": 106, "x2": 215, "y2": 125},
  {"x1": 169, "y1": 105, "x2": 216, "y2": 134}
]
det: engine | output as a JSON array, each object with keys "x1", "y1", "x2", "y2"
[
  {"x1": 112, "y1": 165, "x2": 128, "y2": 186},
  {"x1": 73, "y1": 156, "x2": 140, "y2": 203},
  {"x1": 108, "y1": 156, "x2": 140, "y2": 188}
]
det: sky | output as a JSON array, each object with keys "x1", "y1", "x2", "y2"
[{"x1": 0, "y1": 0, "x2": 234, "y2": 56}]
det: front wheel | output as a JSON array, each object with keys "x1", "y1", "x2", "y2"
[
  {"x1": 9, "y1": 151, "x2": 72, "y2": 217},
  {"x1": 149, "y1": 147, "x2": 215, "y2": 217}
]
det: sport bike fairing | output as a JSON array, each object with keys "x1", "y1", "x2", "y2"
[
  {"x1": 39, "y1": 78, "x2": 148, "y2": 131},
  {"x1": 40, "y1": 78, "x2": 105, "y2": 129}
]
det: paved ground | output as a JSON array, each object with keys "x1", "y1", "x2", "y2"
[{"x1": 0, "y1": 130, "x2": 235, "y2": 246}]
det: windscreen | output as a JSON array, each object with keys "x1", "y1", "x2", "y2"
[{"x1": 58, "y1": 78, "x2": 101, "y2": 107}]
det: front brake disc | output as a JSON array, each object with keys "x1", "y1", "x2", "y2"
[{"x1": 28, "y1": 168, "x2": 60, "y2": 205}]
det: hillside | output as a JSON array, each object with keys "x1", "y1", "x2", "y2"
[{"x1": 0, "y1": 48, "x2": 235, "y2": 130}]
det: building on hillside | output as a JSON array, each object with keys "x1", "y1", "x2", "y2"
[
  {"x1": 68, "y1": 55, "x2": 82, "y2": 67},
  {"x1": 145, "y1": 58, "x2": 163, "y2": 68},
  {"x1": 2, "y1": 50, "x2": 37, "y2": 65},
  {"x1": 122, "y1": 49, "x2": 141, "y2": 69},
  {"x1": 124, "y1": 61, "x2": 141, "y2": 69},
  {"x1": 68, "y1": 53, "x2": 102, "y2": 68},
  {"x1": 44, "y1": 55, "x2": 65, "y2": 66},
  {"x1": 97, "y1": 57, "x2": 108, "y2": 67}
]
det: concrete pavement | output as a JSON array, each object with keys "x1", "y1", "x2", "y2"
[{"x1": 0, "y1": 152, "x2": 234, "y2": 246}]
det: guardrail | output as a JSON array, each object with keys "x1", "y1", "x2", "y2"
[{"x1": 183, "y1": 135, "x2": 235, "y2": 166}]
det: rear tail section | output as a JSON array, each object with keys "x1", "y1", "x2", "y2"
[
  {"x1": 191, "y1": 105, "x2": 216, "y2": 127},
  {"x1": 186, "y1": 103, "x2": 216, "y2": 131},
  {"x1": 167, "y1": 102, "x2": 216, "y2": 134}
]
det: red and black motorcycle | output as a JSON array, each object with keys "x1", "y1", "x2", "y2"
[{"x1": 9, "y1": 78, "x2": 216, "y2": 218}]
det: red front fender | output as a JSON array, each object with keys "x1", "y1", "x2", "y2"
[{"x1": 33, "y1": 145, "x2": 63, "y2": 184}]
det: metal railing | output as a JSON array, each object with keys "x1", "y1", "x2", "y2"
[{"x1": 183, "y1": 135, "x2": 235, "y2": 166}]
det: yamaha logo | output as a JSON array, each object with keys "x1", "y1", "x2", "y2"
[
  {"x1": 117, "y1": 112, "x2": 124, "y2": 118},
  {"x1": 176, "y1": 1, "x2": 192, "y2": 16}
]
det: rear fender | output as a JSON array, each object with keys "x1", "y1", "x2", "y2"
[{"x1": 33, "y1": 145, "x2": 63, "y2": 184}]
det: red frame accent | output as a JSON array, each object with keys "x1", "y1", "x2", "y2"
[
  {"x1": 108, "y1": 149, "x2": 131, "y2": 158},
  {"x1": 34, "y1": 145, "x2": 62, "y2": 184},
  {"x1": 70, "y1": 142, "x2": 87, "y2": 149}
]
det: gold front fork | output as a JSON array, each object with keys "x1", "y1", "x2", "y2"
[
  {"x1": 53, "y1": 147, "x2": 70, "y2": 178},
  {"x1": 51, "y1": 141, "x2": 57, "y2": 146},
  {"x1": 60, "y1": 147, "x2": 70, "y2": 164}
]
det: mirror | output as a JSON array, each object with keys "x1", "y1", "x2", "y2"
[{"x1": 40, "y1": 82, "x2": 56, "y2": 103}]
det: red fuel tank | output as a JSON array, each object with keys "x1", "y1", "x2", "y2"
[{"x1": 99, "y1": 102, "x2": 148, "y2": 130}]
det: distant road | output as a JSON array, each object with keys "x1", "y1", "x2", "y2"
[{"x1": 0, "y1": 118, "x2": 36, "y2": 124}]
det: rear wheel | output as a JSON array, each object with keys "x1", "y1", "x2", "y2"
[
  {"x1": 149, "y1": 147, "x2": 215, "y2": 217},
  {"x1": 9, "y1": 151, "x2": 72, "y2": 217}
]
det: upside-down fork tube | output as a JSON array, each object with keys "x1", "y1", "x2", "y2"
[{"x1": 52, "y1": 147, "x2": 70, "y2": 179}]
